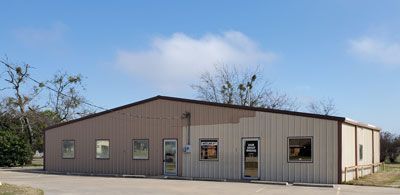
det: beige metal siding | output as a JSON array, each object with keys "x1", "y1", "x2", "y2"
[
  {"x1": 182, "y1": 112, "x2": 338, "y2": 184},
  {"x1": 341, "y1": 123, "x2": 379, "y2": 182},
  {"x1": 45, "y1": 99, "x2": 254, "y2": 176},
  {"x1": 357, "y1": 127, "x2": 373, "y2": 176},
  {"x1": 341, "y1": 123, "x2": 356, "y2": 181},
  {"x1": 373, "y1": 131, "x2": 380, "y2": 172},
  {"x1": 45, "y1": 101, "x2": 182, "y2": 175},
  {"x1": 46, "y1": 97, "x2": 380, "y2": 184}
]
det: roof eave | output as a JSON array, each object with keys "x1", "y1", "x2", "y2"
[
  {"x1": 343, "y1": 118, "x2": 381, "y2": 131},
  {"x1": 43, "y1": 96, "x2": 161, "y2": 131},
  {"x1": 46, "y1": 95, "x2": 380, "y2": 131},
  {"x1": 157, "y1": 95, "x2": 346, "y2": 121}
]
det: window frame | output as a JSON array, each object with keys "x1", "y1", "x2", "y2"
[
  {"x1": 287, "y1": 136, "x2": 313, "y2": 163},
  {"x1": 132, "y1": 139, "x2": 150, "y2": 160},
  {"x1": 62, "y1": 140, "x2": 75, "y2": 159},
  {"x1": 199, "y1": 138, "x2": 219, "y2": 161},
  {"x1": 95, "y1": 139, "x2": 110, "y2": 160}
]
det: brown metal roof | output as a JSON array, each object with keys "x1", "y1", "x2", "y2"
[{"x1": 43, "y1": 95, "x2": 380, "y2": 131}]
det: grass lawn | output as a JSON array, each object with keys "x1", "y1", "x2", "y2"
[
  {"x1": 0, "y1": 183, "x2": 43, "y2": 195},
  {"x1": 346, "y1": 163, "x2": 400, "y2": 188},
  {"x1": 28, "y1": 158, "x2": 43, "y2": 167}
]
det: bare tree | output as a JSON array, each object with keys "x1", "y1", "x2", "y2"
[
  {"x1": 48, "y1": 71, "x2": 90, "y2": 122},
  {"x1": 380, "y1": 131, "x2": 400, "y2": 162},
  {"x1": 1, "y1": 57, "x2": 95, "y2": 154},
  {"x1": 192, "y1": 65, "x2": 298, "y2": 111},
  {"x1": 0, "y1": 59, "x2": 44, "y2": 145},
  {"x1": 262, "y1": 91, "x2": 299, "y2": 111},
  {"x1": 307, "y1": 98, "x2": 337, "y2": 115}
]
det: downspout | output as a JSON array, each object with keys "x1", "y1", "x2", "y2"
[
  {"x1": 187, "y1": 113, "x2": 191, "y2": 145},
  {"x1": 182, "y1": 112, "x2": 191, "y2": 145}
]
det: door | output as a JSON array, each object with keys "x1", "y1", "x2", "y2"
[
  {"x1": 163, "y1": 139, "x2": 177, "y2": 175},
  {"x1": 242, "y1": 138, "x2": 260, "y2": 179}
]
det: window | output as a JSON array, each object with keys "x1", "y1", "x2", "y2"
[
  {"x1": 62, "y1": 140, "x2": 75, "y2": 159},
  {"x1": 200, "y1": 139, "x2": 218, "y2": 160},
  {"x1": 288, "y1": 137, "x2": 313, "y2": 162},
  {"x1": 359, "y1": 144, "x2": 363, "y2": 160},
  {"x1": 96, "y1": 140, "x2": 110, "y2": 159},
  {"x1": 133, "y1": 139, "x2": 149, "y2": 159}
]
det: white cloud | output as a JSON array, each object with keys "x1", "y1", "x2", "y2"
[
  {"x1": 348, "y1": 36, "x2": 400, "y2": 67},
  {"x1": 14, "y1": 22, "x2": 68, "y2": 48},
  {"x1": 115, "y1": 31, "x2": 277, "y2": 92}
]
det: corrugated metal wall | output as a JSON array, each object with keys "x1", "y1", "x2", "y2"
[
  {"x1": 341, "y1": 123, "x2": 379, "y2": 182},
  {"x1": 373, "y1": 131, "x2": 380, "y2": 165},
  {"x1": 341, "y1": 123, "x2": 356, "y2": 181},
  {"x1": 182, "y1": 112, "x2": 339, "y2": 184},
  {"x1": 373, "y1": 130, "x2": 380, "y2": 173},
  {"x1": 357, "y1": 126, "x2": 373, "y2": 176},
  {"x1": 45, "y1": 99, "x2": 254, "y2": 176},
  {"x1": 46, "y1": 98, "x2": 381, "y2": 184}
]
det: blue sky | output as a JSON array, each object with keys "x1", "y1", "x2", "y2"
[{"x1": 1, "y1": 1, "x2": 399, "y2": 133}]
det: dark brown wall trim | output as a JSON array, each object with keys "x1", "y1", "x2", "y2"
[
  {"x1": 44, "y1": 96, "x2": 160, "y2": 131},
  {"x1": 159, "y1": 96, "x2": 346, "y2": 121},
  {"x1": 43, "y1": 129, "x2": 46, "y2": 171},
  {"x1": 44, "y1": 95, "x2": 347, "y2": 131},
  {"x1": 337, "y1": 122, "x2": 342, "y2": 183}
]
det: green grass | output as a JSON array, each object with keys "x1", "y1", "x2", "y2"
[
  {"x1": 0, "y1": 183, "x2": 43, "y2": 195},
  {"x1": 346, "y1": 163, "x2": 400, "y2": 188},
  {"x1": 27, "y1": 158, "x2": 43, "y2": 167}
]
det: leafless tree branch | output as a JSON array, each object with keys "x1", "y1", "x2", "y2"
[
  {"x1": 307, "y1": 98, "x2": 337, "y2": 115},
  {"x1": 192, "y1": 64, "x2": 299, "y2": 111}
]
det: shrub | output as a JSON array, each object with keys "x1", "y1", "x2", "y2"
[{"x1": 0, "y1": 130, "x2": 33, "y2": 167}]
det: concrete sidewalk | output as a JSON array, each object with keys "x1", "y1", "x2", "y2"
[{"x1": 1, "y1": 167, "x2": 399, "y2": 195}]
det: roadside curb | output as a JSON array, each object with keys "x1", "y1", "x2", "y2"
[
  {"x1": 293, "y1": 182, "x2": 335, "y2": 188},
  {"x1": 161, "y1": 176, "x2": 193, "y2": 180},
  {"x1": 251, "y1": 180, "x2": 289, "y2": 186},
  {"x1": 192, "y1": 177, "x2": 227, "y2": 182},
  {"x1": 122, "y1": 174, "x2": 146, "y2": 178}
]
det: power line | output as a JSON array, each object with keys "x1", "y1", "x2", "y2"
[
  {"x1": 1, "y1": 60, "x2": 108, "y2": 111},
  {"x1": 118, "y1": 112, "x2": 181, "y2": 120},
  {"x1": 1, "y1": 60, "x2": 185, "y2": 121}
]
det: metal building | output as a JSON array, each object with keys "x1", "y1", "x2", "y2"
[{"x1": 44, "y1": 96, "x2": 380, "y2": 184}]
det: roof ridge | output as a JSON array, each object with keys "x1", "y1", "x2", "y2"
[
  {"x1": 43, "y1": 95, "x2": 380, "y2": 131},
  {"x1": 156, "y1": 95, "x2": 345, "y2": 120}
]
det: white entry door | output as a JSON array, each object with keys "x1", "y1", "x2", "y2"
[
  {"x1": 242, "y1": 138, "x2": 260, "y2": 179},
  {"x1": 163, "y1": 139, "x2": 177, "y2": 175}
]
